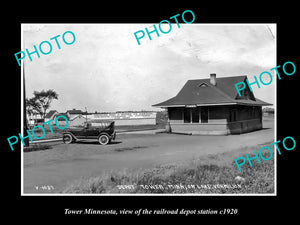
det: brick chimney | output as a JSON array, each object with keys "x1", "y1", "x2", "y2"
[{"x1": 210, "y1": 73, "x2": 216, "y2": 86}]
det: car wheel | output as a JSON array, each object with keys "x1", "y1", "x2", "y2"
[
  {"x1": 63, "y1": 134, "x2": 73, "y2": 144},
  {"x1": 98, "y1": 134, "x2": 109, "y2": 145}
]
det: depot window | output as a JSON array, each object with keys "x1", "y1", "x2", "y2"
[{"x1": 184, "y1": 107, "x2": 200, "y2": 123}]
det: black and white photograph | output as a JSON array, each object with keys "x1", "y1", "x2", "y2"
[{"x1": 20, "y1": 23, "x2": 277, "y2": 196}]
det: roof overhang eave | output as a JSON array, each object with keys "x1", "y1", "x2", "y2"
[
  {"x1": 152, "y1": 102, "x2": 238, "y2": 108},
  {"x1": 152, "y1": 104, "x2": 185, "y2": 108},
  {"x1": 235, "y1": 102, "x2": 273, "y2": 106}
]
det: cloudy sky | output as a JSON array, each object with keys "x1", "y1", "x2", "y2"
[{"x1": 23, "y1": 24, "x2": 276, "y2": 113}]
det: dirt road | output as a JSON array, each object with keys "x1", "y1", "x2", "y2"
[{"x1": 23, "y1": 119, "x2": 274, "y2": 194}]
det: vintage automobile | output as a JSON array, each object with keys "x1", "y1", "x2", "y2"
[{"x1": 62, "y1": 120, "x2": 116, "y2": 145}]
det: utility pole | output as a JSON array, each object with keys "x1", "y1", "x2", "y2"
[{"x1": 85, "y1": 107, "x2": 88, "y2": 125}]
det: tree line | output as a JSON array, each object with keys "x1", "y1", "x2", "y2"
[{"x1": 26, "y1": 89, "x2": 58, "y2": 122}]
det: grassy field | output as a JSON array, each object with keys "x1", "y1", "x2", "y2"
[
  {"x1": 62, "y1": 143, "x2": 275, "y2": 194},
  {"x1": 28, "y1": 126, "x2": 65, "y2": 139}
]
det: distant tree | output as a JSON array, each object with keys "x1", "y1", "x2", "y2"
[
  {"x1": 26, "y1": 97, "x2": 42, "y2": 118},
  {"x1": 27, "y1": 89, "x2": 58, "y2": 123}
]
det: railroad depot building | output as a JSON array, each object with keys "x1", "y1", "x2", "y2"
[{"x1": 153, "y1": 74, "x2": 272, "y2": 135}]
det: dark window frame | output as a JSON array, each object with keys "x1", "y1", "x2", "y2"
[
  {"x1": 184, "y1": 107, "x2": 200, "y2": 123},
  {"x1": 200, "y1": 107, "x2": 208, "y2": 123},
  {"x1": 192, "y1": 107, "x2": 200, "y2": 123},
  {"x1": 184, "y1": 108, "x2": 191, "y2": 123}
]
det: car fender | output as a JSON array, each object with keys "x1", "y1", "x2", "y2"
[
  {"x1": 98, "y1": 132, "x2": 110, "y2": 139},
  {"x1": 63, "y1": 131, "x2": 79, "y2": 140}
]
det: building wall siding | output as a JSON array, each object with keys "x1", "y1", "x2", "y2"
[
  {"x1": 227, "y1": 119, "x2": 262, "y2": 134},
  {"x1": 167, "y1": 105, "x2": 263, "y2": 135},
  {"x1": 170, "y1": 123, "x2": 229, "y2": 135},
  {"x1": 87, "y1": 112, "x2": 157, "y2": 126},
  {"x1": 91, "y1": 118, "x2": 156, "y2": 126},
  {"x1": 70, "y1": 117, "x2": 86, "y2": 127}
]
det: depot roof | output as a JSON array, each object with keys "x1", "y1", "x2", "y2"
[
  {"x1": 66, "y1": 109, "x2": 83, "y2": 114},
  {"x1": 153, "y1": 75, "x2": 272, "y2": 107},
  {"x1": 45, "y1": 110, "x2": 57, "y2": 118}
]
